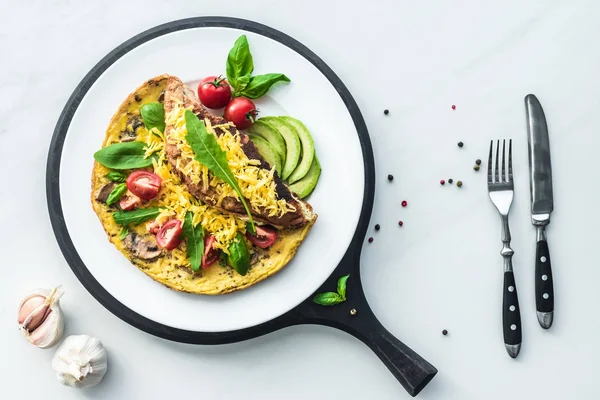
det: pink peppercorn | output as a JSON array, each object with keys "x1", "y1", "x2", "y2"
[
  {"x1": 440, "y1": 180, "x2": 445, "y2": 185},
  {"x1": 398, "y1": 221, "x2": 404, "y2": 226},
  {"x1": 368, "y1": 237, "x2": 374, "y2": 243},
  {"x1": 401, "y1": 200, "x2": 408, "y2": 207}
]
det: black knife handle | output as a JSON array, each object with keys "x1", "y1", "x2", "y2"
[
  {"x1": 535, "y1": 239, "x2": 554, "y2": 328},
  {"x1": 502, "y1": 271, "x2": 522, "y2": 357}
]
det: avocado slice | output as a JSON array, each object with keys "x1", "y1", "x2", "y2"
[
  {"x1": 288, "y1": 156, "x2": 321, "y2": 198},
  {"x1": 248, "y1": 134, "x2": 283, "y2": 176},
  {"x1": 247, "y1": 121, "x2": 286, "y2": 166},
  {"x1": 259, "y1": 117, "x2": 301, "y2": 180},
  {"x1": 280, "y1": 116, "x2": 315, "y2": 184}
]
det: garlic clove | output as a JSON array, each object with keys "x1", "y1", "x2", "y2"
[
  {"x1": 52, "y1": 335, "x2": 107, "y2": 388},
  {"x1": 18, "y1": 295, "x2": 46, "y2": 326},
  {"x1": 25, "y1": 309, "x2": 64, "y2": 348},
  {"x1": 18, "y1": 286, "x2": 65, "y2": 348}
]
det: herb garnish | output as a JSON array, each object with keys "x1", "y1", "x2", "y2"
[
  {"x1": 94, "y1": 142, "x2": 154, "y2": 170},
  {"x1": 226, "y1": 35, "x2": 290, "y2": 99},
  {"x1": 140, "y1": 102, "x2": 166, "y2": 133},
  {"x1": 113, "y1": 207, "x2": 160, "y2": 226},
  {"x1": 106, "y1": 171, "x2": 127, "y2": 183},
  {"x1": 119, "y1": 226, "x2": 129, "y2": 240},
  {"x1": 227, "y1": 233, "x2": 250, "y2": 276},
  {"x1": 105, "y1": 183, "x2": 127, "y2": 206},
  {"x1": 184, "y1": 110, "x2": 256, "y2": 233},
  {"x1": 182, "y1": 211, "x2": 204, "y2": 272},
  {"x1": 313, "y1": 274, "x2": 350, "y2": 306}
]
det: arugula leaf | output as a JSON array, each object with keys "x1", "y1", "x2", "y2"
[
  {"x1": 226, "y1": 35, "x2": 254, "y2": 91},
  {"x1": 313, "y1": 292, "x2": 345, "y2": 306},
  {"x1": 106, "y1": 183, "x2": 127, "y2": 206},
  {"x1": 113, "y1": 207, "x2": 160, "y2": 226},
  {"x1": 119, "y1": 226, "x2": 129, "y2": 240},
  {"x1": 106, "y1": 171, "x2": 127, "y2": 183},
  {"x1": 94, "y1": 142, "x2": 154, "y2": 170},
  {"x1": 182, "y1": 211, "x2": 204, "y2": 272},
  {"x1": 184, "y1": 110, "x2": 255, "y2": 232},
  {"x1": 236, "y1": 73, "x2": 290, "y2": 99},
  {"x1": 227, "y1": 233, "x2": 250, "y2": 276},
  {"x1": 140, "y1": 102, "x2": 166, "y2": 133},
  {"x1": 337, "y1": 274, "x2": 350, "y2": 299}
]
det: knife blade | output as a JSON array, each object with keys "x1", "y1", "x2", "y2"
[{"x1": 525, "y1": 94, "x2": 554, "y2": 329}]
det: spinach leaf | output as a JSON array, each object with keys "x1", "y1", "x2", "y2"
[
  {"x1": 113, "y1": 207, "x2": 160, "y2": 226},
  {"x1": 313, "y1": 292, "x2": 345, "y2": 306},
  {"x1": 106, "y1": 183, "x2": 127, "y2": 206},
  {"x1": 106, "y1": 171, "x2": 127, "y2": 183},
  {"x1": 184, "y1": 110, "x2": 255, "y2": 232},
  {"x1": 94, "y1": 142, "x2": 153, "y2": 170},
  {"x1": 236, "y1": 73, "x2": 290, "y2": 99},
  {"x1": 182, "y1": 211, "x2": 204, "y2": 272},
  {"x1": 227, "y1": 233, "x2": 250, "y2": 276},
  {"x1": 226, "y1": 35, "x2": 254, "y2": 91},
  {"x1": 140, "y1": 102, "x2": 166, "y2": 133},
  {"x1": 337, "y1": 274, "x2": 350, "y2": 299},
  {"x1": 119, "y1": 226, "x2": 129, "y2": 240}
]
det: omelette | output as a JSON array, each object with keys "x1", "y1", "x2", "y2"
[{"x1": 91, "y1": 75, "x2": 317, "y2": 295}]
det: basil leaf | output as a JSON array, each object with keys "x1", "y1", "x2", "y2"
[
  {"x1": 106, "y1": 171, "x2": 127, "y2": 183},
  {"x1": 182, "y1": 211, "x2": 204, "y2": 272},
  {"x1": 226, "y1": 35, "x2": 254, "y2": 91},
  {"x1": 336, "y1": 274, "x2": 350, "y2": 299},
  {"x1": 227, "y1": 233, "x2": 250, "y2": 276},
  {"x1": 140, "y1": 102, "x2": 165, "y2": 133},
  {"x1": 94, "y1": 142, "x2": 153, "y2": 170},
  {"x1": 313, "y1": 292, "x2": 345, "y2": 306},
  {"x1": 113, "y1": 207, "x2": 160, "y2": 226},
  {"x1": 236, "y1": 73, "x2": 290, "y2": 99},
  {"x1": 184, "y1": 110, "x2": 255, "y2": 232},
  {"x1": 106, "y1": 183, "x2": 127, "y2": 206},
  {"x1": 119, "y1": 226, "x2": 129, "y2": 240}
]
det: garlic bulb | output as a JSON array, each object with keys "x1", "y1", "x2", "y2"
[
  {"x1": 17, "y1": 286, "x2": 64, "y2": 348},
  {"x1": 52, "y1": 335, "x2": 107, "y2": 388}
]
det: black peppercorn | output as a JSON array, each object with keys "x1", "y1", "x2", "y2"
[
  {"x1": 475, "y1": 159, "x2": 482, "y2": 166},
  {"x1": 442, "y1": 329, "x2": 448, "y2": 336},
  {"x1": 457, "y1": 142, "x2": 464, "y2": 148},
  {"x1": 375, "y1": 224, "x2": 380, "y2": 231},
  {"x1": 448, "y1": 178, "x2": 453, "y2": 184},
  {"x1": 387, "y1": 174, "x2": 394, "y2": 181},
  {"x1": 384, "y1": 109, "x2": 389, "y2": 115},
  {"x1": 368, "y1": 237, "x2": 374, "y2": 243}
]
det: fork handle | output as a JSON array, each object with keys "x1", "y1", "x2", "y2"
[
  {"x1": 502, "y1": 271, "x2": 522, "y2": 358},
  {"x1": 535, "y1": 226, "x2": 554, "y2": 329}
]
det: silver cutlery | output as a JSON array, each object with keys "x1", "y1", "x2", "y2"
[
  {"x1": 487, "y1": 139, "x2": 522, "y2": 358},
  {"x1": 525, "y1": 94, "x2": 554, "y2": 329}
]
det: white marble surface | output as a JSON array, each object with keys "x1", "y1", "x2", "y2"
[{"x1": 2, "y1": 0, "x2": 600, "y2": 399}]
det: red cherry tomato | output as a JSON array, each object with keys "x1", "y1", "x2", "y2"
[
  {"x1": 246, "y1": 225, "x2": 278, "y2": 249},
  {"x1": 197, "y1": 76, "x2": 232, "y2": 109},
  {"x1": 202, "y1": 235, "x2": 220, "y2": 269},
  {"x1": 126, "y1": 171, "x2": 162, "y2": 200},
  {"x1": 119, "y1": 194, "x2": 142, "y2": 210},
  {"x1": 223, "y1": 97, "x2": 258, "y2": 130},
  {"x1": 155, "y1": 219, "x2": 183, "y2": 250}
]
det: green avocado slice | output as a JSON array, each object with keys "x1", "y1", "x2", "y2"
[
  {"x1": 247, "y1": 120, "x2": 286, "y2": 166},
  {"x1": 288, "y1": 156, "x2": 321, "y2": 198},
  {"x1": 248, "y1": 134, "x2": 283, "y2": 176},
  {"x1": 280, "y1": 116, "x2": 315, "y2": 184},
  {"x1": 259, "y1": 117, "x2": 301, "y2": 180}
]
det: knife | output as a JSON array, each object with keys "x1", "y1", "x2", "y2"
[{"x1": 525, "y1": 94, "x2": 554, "y2": 329}]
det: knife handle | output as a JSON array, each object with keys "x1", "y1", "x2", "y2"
[
  {"x1": 535, "y1": 233, "x2": 554, "y2": 329},
  {"x1": 502, "y1": 271, "x2": 522, "y2": 358}
]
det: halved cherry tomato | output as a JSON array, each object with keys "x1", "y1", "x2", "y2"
[
  {"x1": 202, "y1": 235, "x2": 220, "y2": 269},
  {"x1": 197, "y1": 76, "x2": 232, "y2": 109},
  {"x1": 126, "y1": 171, "x2": 162, "y2": 200},
  {"x1": 223, "y1": 97, "x2": 258, "y2": 130},
  {"x1": 156, "y1": 219, "x2": 183, "y2": 250},
  {"x1": 119, "y1": 194, "x2": 142, "y2": 210},
  {"x1": 146, "y1": 219, "x2": 161, "y2": 235},
  {"x1": 246, "y1": 225, "x2": 278, "y2": 249}
]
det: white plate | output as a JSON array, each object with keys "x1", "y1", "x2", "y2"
[{"x1": 57, "y1": 25, "x2": 365, "y2": 333}]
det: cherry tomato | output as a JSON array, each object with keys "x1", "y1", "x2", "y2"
[
  {"x1": 119, "y1": 194, "x2": 141, "y2": 210},
  {"x1": 146, "y1": 219, "x2": 161, "y2": 235},
  {"x1": 246, "y1": 225, "x2": 278, "y2": 249},
  {"x1": 202, "y1": 235, "x2": 220, "y2": 269},
  {"x1": 126, "y1": 171, "x2": 162, "y2": 200},
  {"x1": 197, "y1": 76, "x2": 232, "y2": 109},
  {"x1": 155, "y1": 219, "x2": 183, "y2": 250},
  {"x1": 223, "y1": 97, "x2": 258, "y2": 130}
]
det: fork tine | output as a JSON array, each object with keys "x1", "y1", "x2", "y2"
[
  {"x1": 508, "y1": 139, "x2": 513, "y2": 182},
  {"x1": 501, "y1": 140, "x2": 506, "y2": 182},
  {"x1": 488, "y1": 140, "x2": 493, "y2": 183},
  {"x1": 494, "y1": 140, "x2": 500, "y2": 183}
]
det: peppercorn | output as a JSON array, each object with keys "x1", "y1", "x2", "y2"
[
  {"x1": 442, "y1": 329, "x2": 448, "y2": 336},
  {"x1": 473, "y1": 165, "x2": 480, "y2": 171},
  {"x1": 448, "y1": 178, "x2": 453, "y2": 184},
  {"x1": 440, "y1": 179, "x2": 445, "y2": 185},
  {"x1": 387, "y1": 174, "x2": 394, "y2": 181},
  {"x1": 401, "y1": 200, "x2": 408, "y2": 207},
  {"x1": 457, "y1": 181, "x2": 463, "y2": 187},
  {"x1": 384, "y1": 109, "x2": 389, "y2": 115},
  {"x1": 451, "y1": 105, "x2": 456, "y2": 110},
  {"x1": 368, "y1": 237, "x2": 374, "y2": 243},
  {"x1": 475, "y1": 159, "x2": 482, "y2": 166},
  {"x1": 457, "y1": 141, "x2": 464, "y2": 148},
  {"x1": 398, "y1": 220, "x2": 404, "y2": 226},
  {"x1": 350, "y1": 308, "x2": 357, "y2": 316},
  {"x1": 375, "y1": 224, "x2": 380, "y2": 231}
]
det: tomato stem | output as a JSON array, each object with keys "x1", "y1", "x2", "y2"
[
  {"x1": 245, "y1": 109, "x2": 259, "y2": 123},
  {"x1": 207, "y1": 75, "x2": 228, "y2": 88}
]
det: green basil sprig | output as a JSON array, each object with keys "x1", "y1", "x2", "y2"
[
  {"x1": 227, "y1": 233, "x2": 250, "y2": 276},
  {"x1": 106, "y1": 171, "x2": 127, "y2": 183},
  {"x1": 184, "y1": 110, "x2": 256, "y2": 233},
  {"x1": 313, "y1": 274, "x2": 350, "y2": 306},
  {"x1": 140, "y1": 102, "x2": 166, "y2": 133},
  {"x1": 106, "y1": 183, "x2": 127, "y2": 206},
  {"x1": 182, "y1": 211, "x2": 204, "y2": 272},
  {"x1": 113, "y1": 207, "x2": 160, "y2": 226},
  {"x1": 226, "y1": 35, "x2": 290, "y2": 99},
  {"x1": 94, "y1": 142, "x2": 154, "y2": 170}
]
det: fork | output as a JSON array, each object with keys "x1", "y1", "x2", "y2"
[{"x1": 487, "y1": 139, "x2": 522, "y2": 358}]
